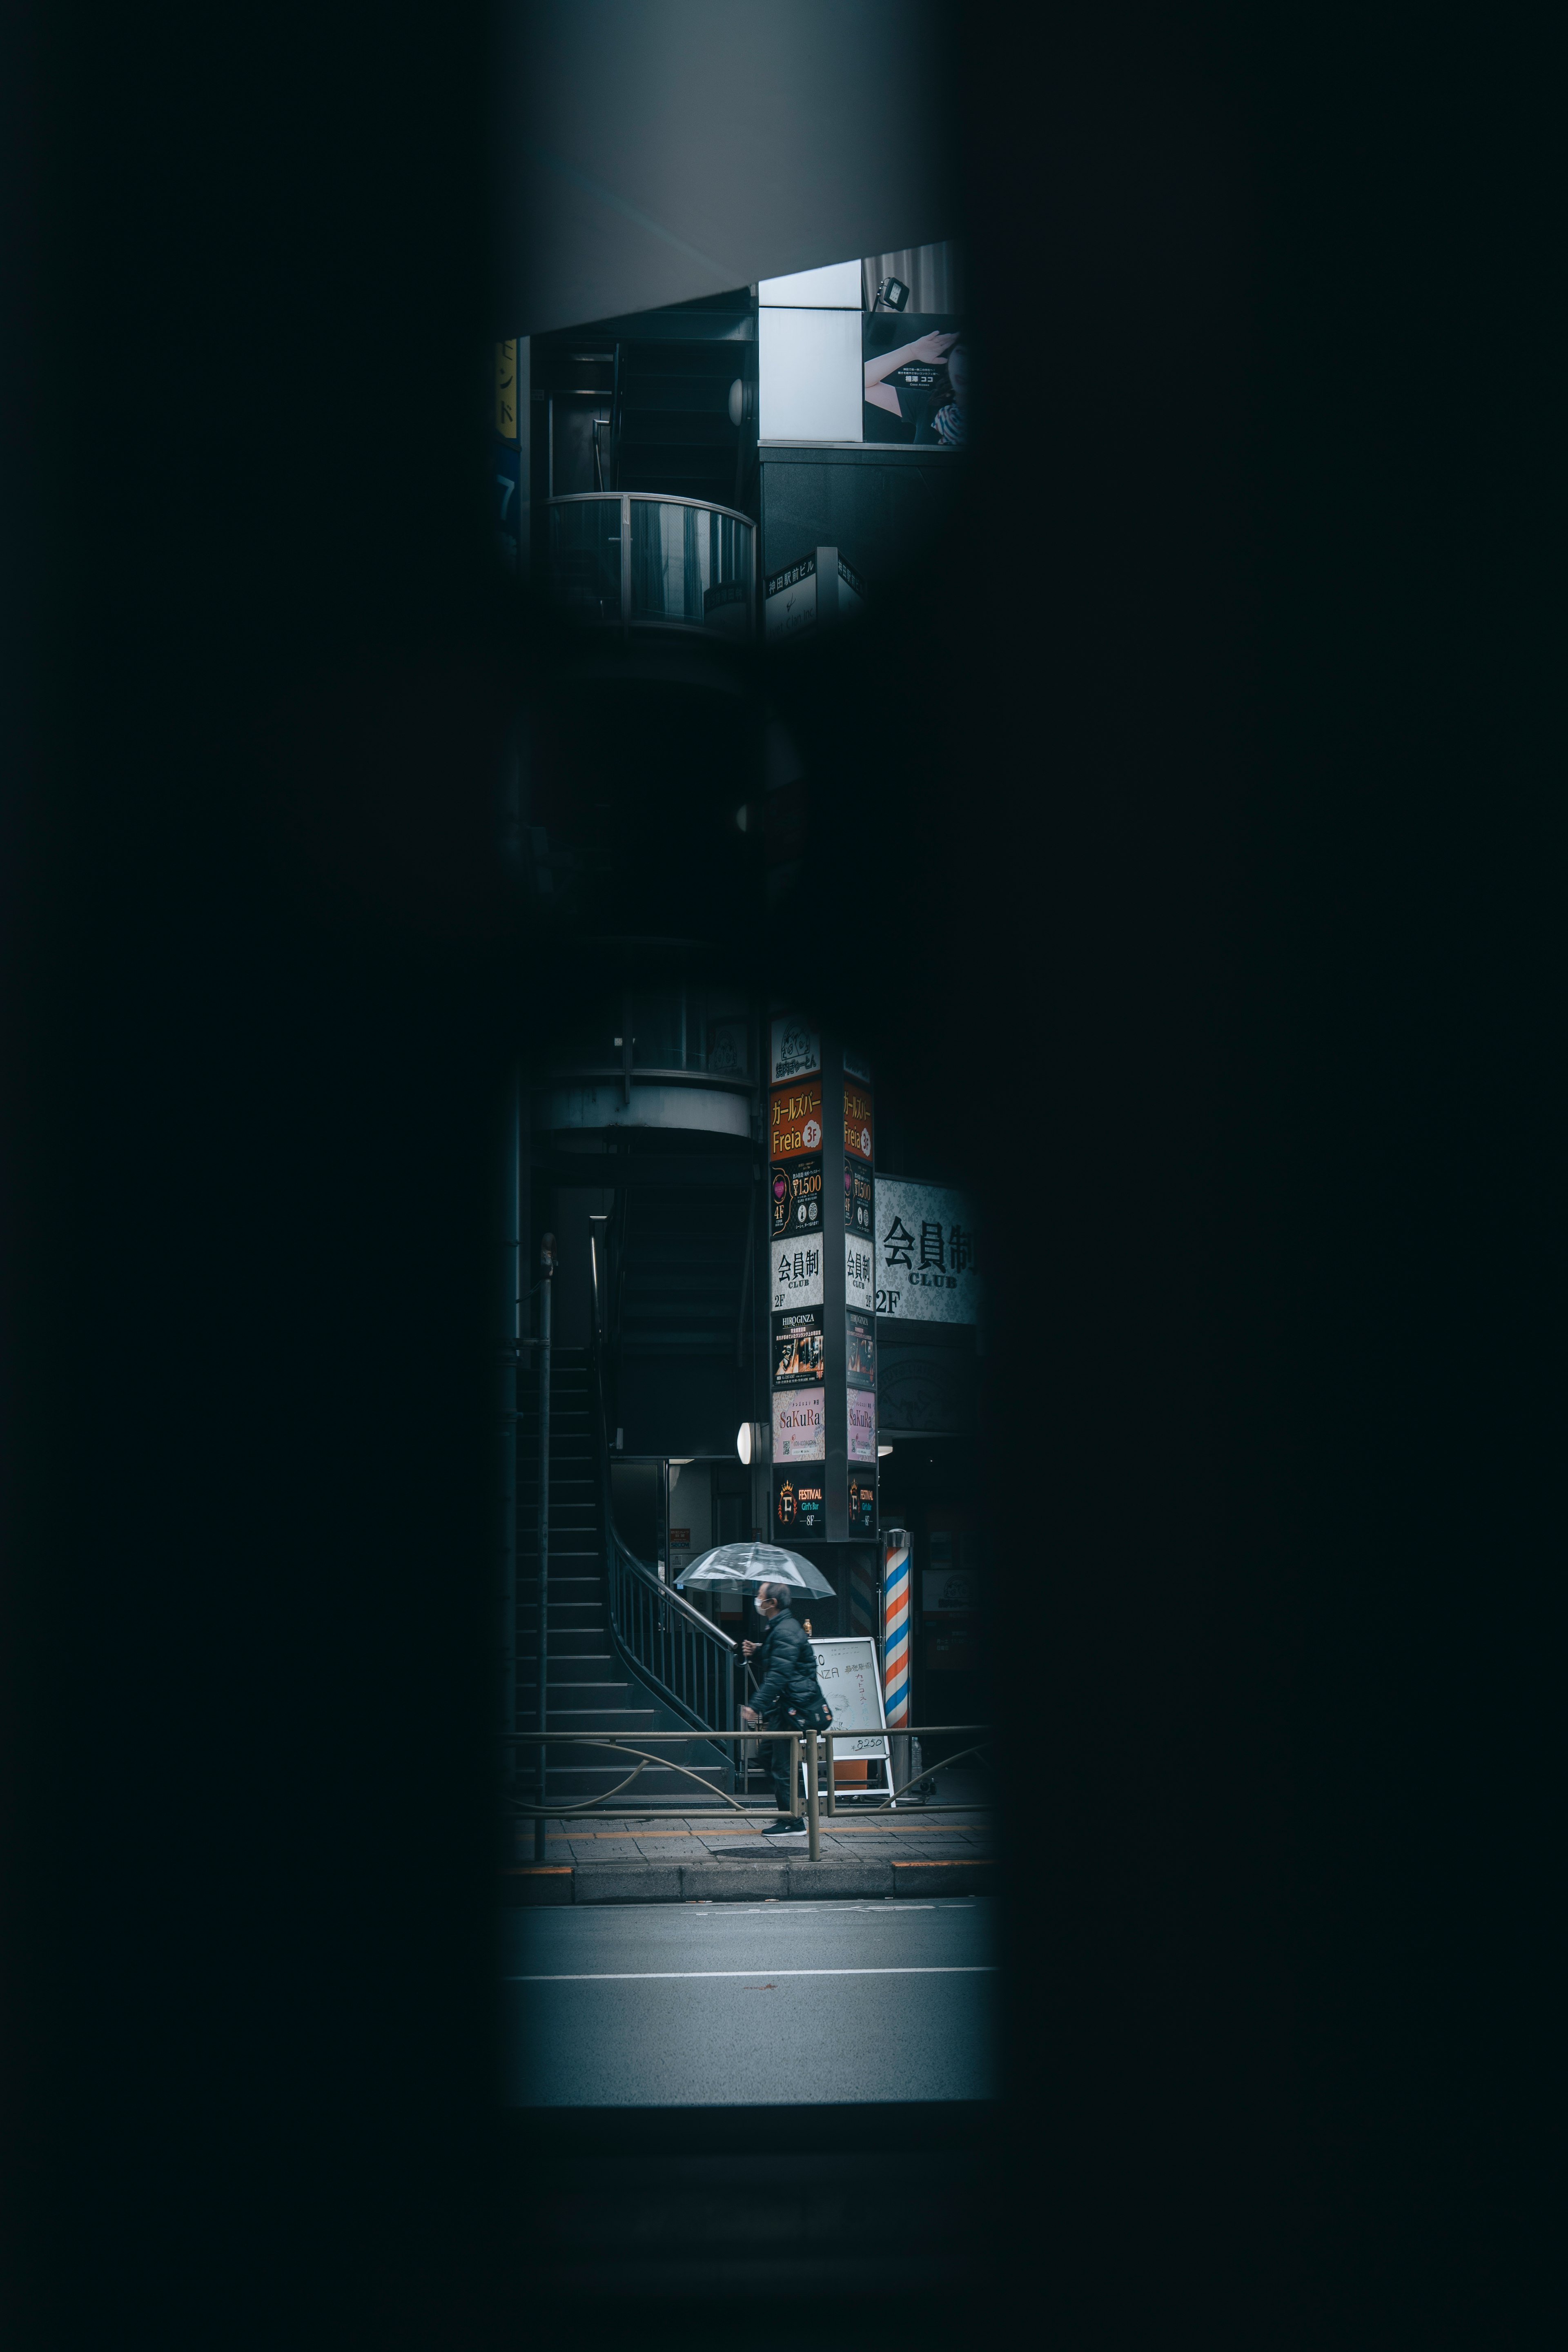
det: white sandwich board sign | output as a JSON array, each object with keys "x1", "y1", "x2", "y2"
[{"x1": 808, "y1": 1637, "x2": 890, "y2": 1778}]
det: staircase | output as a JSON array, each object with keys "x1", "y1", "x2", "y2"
[
  {"x1": 612, "y1": 335, "x2": 750, "y2": 511},
  {"x1": 616, "y1": 1185, "x2": 754, "y2": 1360},
  {"x1": 514, "y1": 1344, "x2": 732, "y2": 1809}
]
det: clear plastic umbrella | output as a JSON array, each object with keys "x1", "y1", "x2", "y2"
[{"x1": 673, "y1": 1541, "x2": 836, "y2": 1597}]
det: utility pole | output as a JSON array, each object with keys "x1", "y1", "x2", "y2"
[{"x1": 535, "y1": 1232, "x2": 555, "y2": 1863}]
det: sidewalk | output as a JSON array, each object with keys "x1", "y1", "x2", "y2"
[{"x1": 500, "y1": 1769, "x2": 998, "y2": 1904}]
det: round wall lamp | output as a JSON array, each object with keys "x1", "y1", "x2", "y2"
[
  {"x1": 877, "y1": 1443, "x2": 894, "y2": 1457},
  {"x1": 736, "y1": 1421, "x2": 769, "y2": 1466}
]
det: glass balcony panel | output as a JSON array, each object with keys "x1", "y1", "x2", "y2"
[
  {"x1": 628, "y1": 501, "x2": 752, "y2": 635},
  {"x1": 545, "y1": 994, "x2": 622, "y2": 1069},
  {"x1": 545, "y1": 496, "x2": 753, "y2": 635},
  {"x1": 537, "y1": 990, "x2": 754, "y2": 1080},
  {"x1": 630, "y1": 501, "x2": 699, "y2": 624},
  {"x1": 627, "y1": 991, "x2": 683, "y2": 1071},
  {"x1": 700, "y1": 991, "x2": 750, "y2": 1077},
  {"x1": 548, "y1": 499, "x2": 621, "y2": 624}
]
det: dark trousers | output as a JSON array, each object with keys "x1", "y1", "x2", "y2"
[{"x1": 764, "y1": 1716, "x2": 801, "y2": 1821}]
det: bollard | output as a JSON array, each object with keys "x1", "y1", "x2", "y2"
[
  {"x1": 804, "y1": 1728, "x2": 820, "y2": 1860},
  {"x1": 823, "y1": 1729, "x2": 835, "y2": 1816},
  {"x1": 789, "y1": 1732, "x2": 801, "y2": 1830}
]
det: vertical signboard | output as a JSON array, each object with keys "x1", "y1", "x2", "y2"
[
  {"x1": 769, "y1": 1075, "x2": 824, "y2": 1315},
  {"x1": 846, "y1": 1291, "x2": 876, "y2": 1535},
  {"x1": 841, "y1": 1071, "x2": 875, "y2": 1531},
  {"x1": 770, "y1": 1036, "x2": 878, "y2": 1546},
  {"x1": 772, "y1": 1062, "x2": 826, "y2": 1534}
]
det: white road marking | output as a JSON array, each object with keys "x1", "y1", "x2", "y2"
[
  {"x1": 504, "y1": 1966, "x2": 995, "y2": 1982},
  {"x1": 694, "y1": 1902, "x2": 935, "y2": 1915}
]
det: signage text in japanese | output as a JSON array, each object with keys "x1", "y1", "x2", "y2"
[
  {"x1": 770, "y1": 1081, "x2": 822, "y2": 1160},
  {"x1": 771, "y1": 1154, "x2": 822, "y2": 1239},
  {"x1": 770, "y1": 1016, "x2": 820, "y2": 1086},
  {"x1": 771, "y1": 1240, "x2": 823, "y2": 1312},
  {"x1": 844, "y1": 1233, "x2": 875, "y2": 1314},
  {"x1": 845, "y1": 1155, "x2": 873, "y2": 1237},
  {"x1": 843, "y1": 1082, "x2": 874, "y2": 1163},
  {"x1": 873, "y1": 1177, "x2": 980, "y2": 1325}
]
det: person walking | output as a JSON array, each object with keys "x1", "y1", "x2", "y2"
[{"x1": 739, "y1": 1581, "x2": 828, "y2": 1842}]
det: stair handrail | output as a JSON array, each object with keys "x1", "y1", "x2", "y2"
[
  {"x1": 639, "y1": 1554, "x2": 738, "y2": 1650},
  {"x1": 588, "y1": 1232, "x2": 737, "y2": 1736}
]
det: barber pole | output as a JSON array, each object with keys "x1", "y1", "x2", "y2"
[{"x1": 882, "y1": 1534, "x2": 911, "y2": 1727}]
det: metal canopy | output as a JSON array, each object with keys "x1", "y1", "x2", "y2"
[{"x1": 493, "y1": 1, "x2": 961, "y2": 336}]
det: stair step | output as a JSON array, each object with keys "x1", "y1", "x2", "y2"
[
  {"x1": 513, "y1": 1713, "x2": 657, "y2": 1733},
  {"x1": 517, "y1": 1634, "x2": 613, "y2": 1653},
  {"x1": 515, "y1": 1681, "x2": 633, "y2": 1699}
]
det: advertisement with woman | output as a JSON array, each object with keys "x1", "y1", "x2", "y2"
[{"x1": 863, "y1": 322, "x2": 969, "y2": 447}]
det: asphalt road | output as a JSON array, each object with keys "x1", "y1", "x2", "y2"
[{"x1": 501, "y1": 1896, "x2": 998, "y2": 2107}]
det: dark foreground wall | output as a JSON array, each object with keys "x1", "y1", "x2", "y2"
[{"x1": 4, "y1": 6, "x2": 1551, "y2": 2347}]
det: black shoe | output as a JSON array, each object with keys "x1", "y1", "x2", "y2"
[{"x1": 762, "y1": 1819, "x2": 807, "y2": 1841}]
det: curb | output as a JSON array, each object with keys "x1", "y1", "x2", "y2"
[
  {"x1": 499, "y1": 1857, "x2": 997, "y2": 1905},
  {"x1": 501, "y1": 1866, "x2": 574, "y2": 1906}
]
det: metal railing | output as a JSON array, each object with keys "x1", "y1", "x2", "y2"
[
  {"x1": 501, "y1": 1724, "x2": 995, "y2": 1864},
  {"x1": 588, "y1": 1232, "x2": 739, "y2": 1750},
  {"x1": 546, "y1": 492, "x2": 757, "y2": 639}
]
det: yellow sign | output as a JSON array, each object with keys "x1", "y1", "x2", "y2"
[{"x1": 495, "y1": 339, "x2": 517, "y2": 441}]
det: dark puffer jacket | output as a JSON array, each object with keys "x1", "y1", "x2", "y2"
[{"x1": 750, "y1": 1605, "x2": 819, "y2": 1717}]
